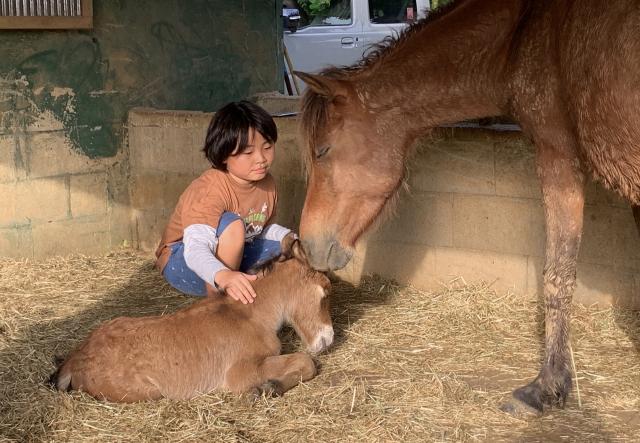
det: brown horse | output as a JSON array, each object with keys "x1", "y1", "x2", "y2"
[
  {"x1": 49, "y1": 241, "x2": 333, "y2": 402},
  {"x1": 295, "y1": 0, "x2": 640, "y2": 415}
]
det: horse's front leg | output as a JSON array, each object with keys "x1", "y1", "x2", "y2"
[{"x1": 503, "y1": 145, "x2": 585, "y2": 415}]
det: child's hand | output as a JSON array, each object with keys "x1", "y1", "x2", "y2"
[{"x1": 214, "y1": 270, "x2": 258, "y2": 304}]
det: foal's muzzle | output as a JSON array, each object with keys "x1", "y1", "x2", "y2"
[{"x1": 308, "y1": 325, "x2": 334, "y2": 354}]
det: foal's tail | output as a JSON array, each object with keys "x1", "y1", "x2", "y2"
[{"x1": 47, "y1": 355, "x2": 72, "y2": 392}]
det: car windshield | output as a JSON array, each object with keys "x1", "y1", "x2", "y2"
[{"x1": 290, "y1": 0, "x2": 352, "y2": 28}]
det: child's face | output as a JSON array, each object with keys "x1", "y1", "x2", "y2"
[{"x1": 225, "y1": 129, "x2": 275, "y2": 185}]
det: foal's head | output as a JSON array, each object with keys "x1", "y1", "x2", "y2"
[{"x1": 276, "y1": 240, "x2": 333, "y2": 354}]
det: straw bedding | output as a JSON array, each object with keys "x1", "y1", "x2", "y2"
[{"x1": 0, "y1": 250, "x2": 639, "y2": 442}]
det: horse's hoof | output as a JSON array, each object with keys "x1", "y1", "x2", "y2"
[
  {"x1": 500, "y1": 395, "x2": 543, "y2": 418},
  {"x1": 500, "y1": 383, "x2": 544, "y2": 418}
]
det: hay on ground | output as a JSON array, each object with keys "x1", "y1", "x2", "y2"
[{"x1": 0, "y1": 250, "x2": 639, "y2": 442}]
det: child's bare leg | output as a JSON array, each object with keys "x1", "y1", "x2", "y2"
[{"x1": 216, "y1": 219, "x2": 245, "y2": 270}]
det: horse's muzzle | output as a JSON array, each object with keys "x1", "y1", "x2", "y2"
[{"x1": 301, "y1": 237, "x2": 352, "y2": 271}]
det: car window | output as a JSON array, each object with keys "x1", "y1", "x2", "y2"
[
  {"x1": 369, "y1": 0, "x2": 418, "y2": 24},
  {"x1": 296, "y1": 0, "x2": 352, "y2": 27}
]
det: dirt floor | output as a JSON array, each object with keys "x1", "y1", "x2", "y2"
[{"x1": 0, "y1": 250, "x2": 639, "y2": 442}]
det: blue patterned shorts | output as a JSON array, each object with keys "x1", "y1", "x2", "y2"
[{"x1": 163, "y1": 212, "x2": 281, "y2": 296}]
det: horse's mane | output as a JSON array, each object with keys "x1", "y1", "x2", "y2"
[{"x1": 300, "y1": 0, "x2": 465, "y2": 166}]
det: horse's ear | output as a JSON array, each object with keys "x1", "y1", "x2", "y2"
[
  {"x1": 294, "y1": 71, "x2": 347, "y2": 102},
  {"x1": 294, "y1": 71, "x2": 332, "y2": 96}
]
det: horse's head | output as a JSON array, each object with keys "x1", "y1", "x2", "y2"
[
  {"x1": 276, "y1": 239, "x2": 333, "y2": 353},
  {"x1": 296, "y1": 71, "x2": 408, "y2": 271}
]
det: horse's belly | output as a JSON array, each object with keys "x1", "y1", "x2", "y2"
[{"x1": 575, "y1": 116, "x2": 640, "y2": 204}]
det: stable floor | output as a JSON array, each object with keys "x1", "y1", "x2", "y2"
[{"x1": 1, "y1": 251, "x2": 639, "y2": 442}]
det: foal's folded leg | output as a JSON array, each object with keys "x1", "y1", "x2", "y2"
[
  {"x1": 224, "y1": 353, "x2": 316, "y2": 397},
  {"x1": 250, "y1": 353, "x2": 317, "y2": 398}
]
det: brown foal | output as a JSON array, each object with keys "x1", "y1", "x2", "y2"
[{"x1": 50, "y1": 241, "x2": 333, "y2": 402}]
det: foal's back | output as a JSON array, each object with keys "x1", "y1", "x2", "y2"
[{"x1": 56, "y1": 295, "x2": 280, "y2": 401}]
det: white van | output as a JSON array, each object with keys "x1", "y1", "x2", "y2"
[{"x1": 283, "y1": 0, "x2": 431, "y2": 93}]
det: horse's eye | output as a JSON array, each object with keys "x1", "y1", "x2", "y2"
[{"x1": 316, "y1": 145, "x2": 331, "y2": 159}]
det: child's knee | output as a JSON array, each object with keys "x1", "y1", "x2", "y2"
[{"x1": 218, "y1": 218, "x2": 245, "y2": 246}]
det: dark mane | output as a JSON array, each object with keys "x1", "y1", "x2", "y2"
[
  {"x1": 300, "y1": 0, "x2": 465, "y2": 168},
  {"x1": 336, "y1": 0, "x2": 464, "y2": 75}
]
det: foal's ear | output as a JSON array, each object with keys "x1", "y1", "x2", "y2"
[
  {"x1": 294, "y1": 71, "x2": 347, "y2": 103},
  {"x1": 291, "y1": 239, "x2": 309, "y2": 264}
]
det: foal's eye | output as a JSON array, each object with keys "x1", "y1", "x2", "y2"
[{"x1": 315, "y1": 145, "x2": 331, "y2": 159}]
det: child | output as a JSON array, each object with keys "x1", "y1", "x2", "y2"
[{"x1": 155, "y1": 101, "x2": 296, "y2": 304}]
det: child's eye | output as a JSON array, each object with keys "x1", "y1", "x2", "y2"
[
  {"x1": 265, "y1": 145, "x2": 273, "y2": 150},
  {"x1": 243, "y1": 150, "x2": 254, "y2": 155}
]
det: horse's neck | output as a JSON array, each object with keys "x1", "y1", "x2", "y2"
[{"x1": 357, "y1": 0, "x2": 522, "y2": 143}]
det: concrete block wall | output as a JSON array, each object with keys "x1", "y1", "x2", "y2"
[
  {"x1": 3, "y1": 105, "x2": 638, "y2": 307},
  {"x1": 0, "y1": 121, "x2": 130, "y2": 259},
  {"x1": 358, "y1": 130, "x2": 640, "y2": 307},
  {"x1": 126, "y1": 109, "x2": 640, "y2": 307}
]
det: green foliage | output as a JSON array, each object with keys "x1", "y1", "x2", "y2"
[
  {"x1": 298, "y1": 0, "x2": 331, "y2": 16},
  {"x1": 431, "y1": 0, "x2": 454, "y2": 9}
]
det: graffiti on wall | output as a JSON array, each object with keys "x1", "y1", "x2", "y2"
[{"x1": 0, "y1": 0, "x2": 280, "y2": 159}]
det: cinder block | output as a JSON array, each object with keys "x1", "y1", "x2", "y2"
[
  {"x1": 163, "y1": 173, "x2": 198, "y2": 211},
  {"x1": 274, "y1": 177, "x2": 306, "y2": 230},
  {"x1": 27, "y1": 132, "x2": 106, "y2": 178},
  {"x1": 375, "y1": 191, "x2": 454, "y2": 248},
  {"x1": 0, "y1": 135, "x2": 17, "y2": 183},
  {"x1": 129, "y1": 172, "x2": 196, "y2": 212},
  {"x1": 527, "y1": 253, "x2": 640, "y2": 307},
  {"x1": 108, "y1": 202, "x2": 134, "y2": 249},
  {"x1": 271, "y1": 118, "x2": 304, "y2": 179},
  {"x1": 70, "y1": 173, "x2": 108, "y2": 218},
  {"x1": 580, "y1": 205, "x2": 640, "y2": 268},
  {"x1": 32, "y1": 217, "x2": 110, "y2": 258},
  {"x1": 129, "y1": 173, "x2": 167, "y2": 210},
  {"x1": 494, "y1": 138, "x2": 541, "y2": 199},
  {"x1": 0, "y1": 226, "x2": 33, "y2": 258},
  {"x1": 409, "y1": 139, "x2": 495, "y2": 195},
  {"x1": 453, "y1": 195, "x2": 545, "y2": 257},
  {"x1": 132, "y1": 209, "x2": 168, "y2": 252},
  {"x1": 0, "y1": 182, "x2": 17, "y2": 226},
  {"x1": 434, "y1": 246, "x2": 529, "y2": 293},
  {"x1": 362, "y1": 240, "x2": 438, "y2": 288},
  {"x1": 191, "y1": 127, "x2": 210, "y2": 175},
  {"x1": 129, "y1": 126, "x2": 195, "y2": 174},
  {"x1": 584, "y1": 179, "x2": 629, "y2": 208},
  {"x1": 253, "y1": 93, "x2": 300, "y2": 115},
  {"x1": 15, "y1": 177, "x2": 68, "y2": 223},
  {"x1": 576, "y1": 263, "x2": 638, "y2": 308},
  {"x1": 128, "y1": 108, "x2": 212, "y2": 129}
]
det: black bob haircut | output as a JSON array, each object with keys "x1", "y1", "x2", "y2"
[{"x1": 203, "y1": 100, "x2": 278, "y2": 171}]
